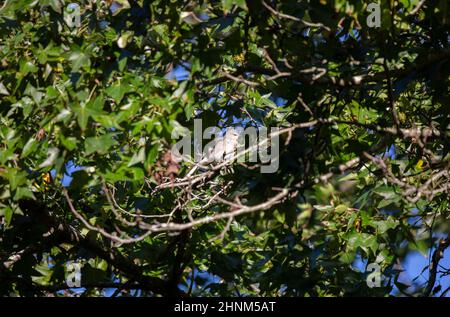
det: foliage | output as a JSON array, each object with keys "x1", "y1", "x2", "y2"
[{"x1": 0, "y1": 0, "x2": 449, "y2": 297}]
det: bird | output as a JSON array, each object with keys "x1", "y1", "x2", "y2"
[{"x1": 186, "y1": 128, "x2": 240, "y2": 177}]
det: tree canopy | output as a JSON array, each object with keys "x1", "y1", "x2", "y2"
[{"x1": 0, "y1": 0, "x2": 449, "y2": 297}]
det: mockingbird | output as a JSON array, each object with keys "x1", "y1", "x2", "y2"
[{"x1": 186, "y1": 128, "x2": 240, "y2": 177}]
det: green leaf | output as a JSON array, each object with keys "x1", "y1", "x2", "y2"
[
  {"x1": 222, "y1": 0, "x2": 247, "y2": 13},
  {"x1": 21, "y1": 137, "x2": 38, "y2": 158},
  {"x1": 273, "y1": 209, "x2": 285, "y2": 223},
  {"x1": 85, "y1": 134, "x2": 118, "y2": 155},
  {"x1": 19, "y1": 59, "x2": 38, "y2": 74},
  {"x1": 24, "y1": 84, "x2": 44, "y2": 104},
  {"x1": 106, "y1": 82, "x2": 130, "y2": 103},
  {"x1": 6, "y1": 169, "x2": 27, "y2": 191},
  {"x1": 69, "y1": 170, "x2": 90, "y2": 191},
  {"x1": 68, "y1": 50, "x2": 91, "y2": 72},
  {"x1": 145, "y1": 144, "x2": 159, "y2": 170},
  {"x1": 13, "y1": 187, "x2": 36, "y2": 201},
  {"x1": 370, "y1": 217, "x2": 399, "y2": 234},
  {"x1": 339, "y1": 251, "x2": 356, "y2": 264},
  {"x1": 335, "y1": 204, "x2": 348, "y2": 213},
  {"x1": 128, "y1": 147, "x2": 146, "y2": 167},
  {"x1": 3, "y1": 206, "x2": 13, "y2": 227},
  {"x1": 71, "y1": 96, "x2": 105, "y2": 130},
  {"x1": 60, "y1": 135, "x2": 78, "y2": 151},
  {"x1": 347, "y1": 232, "x2": 378, "y2": 255}
]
